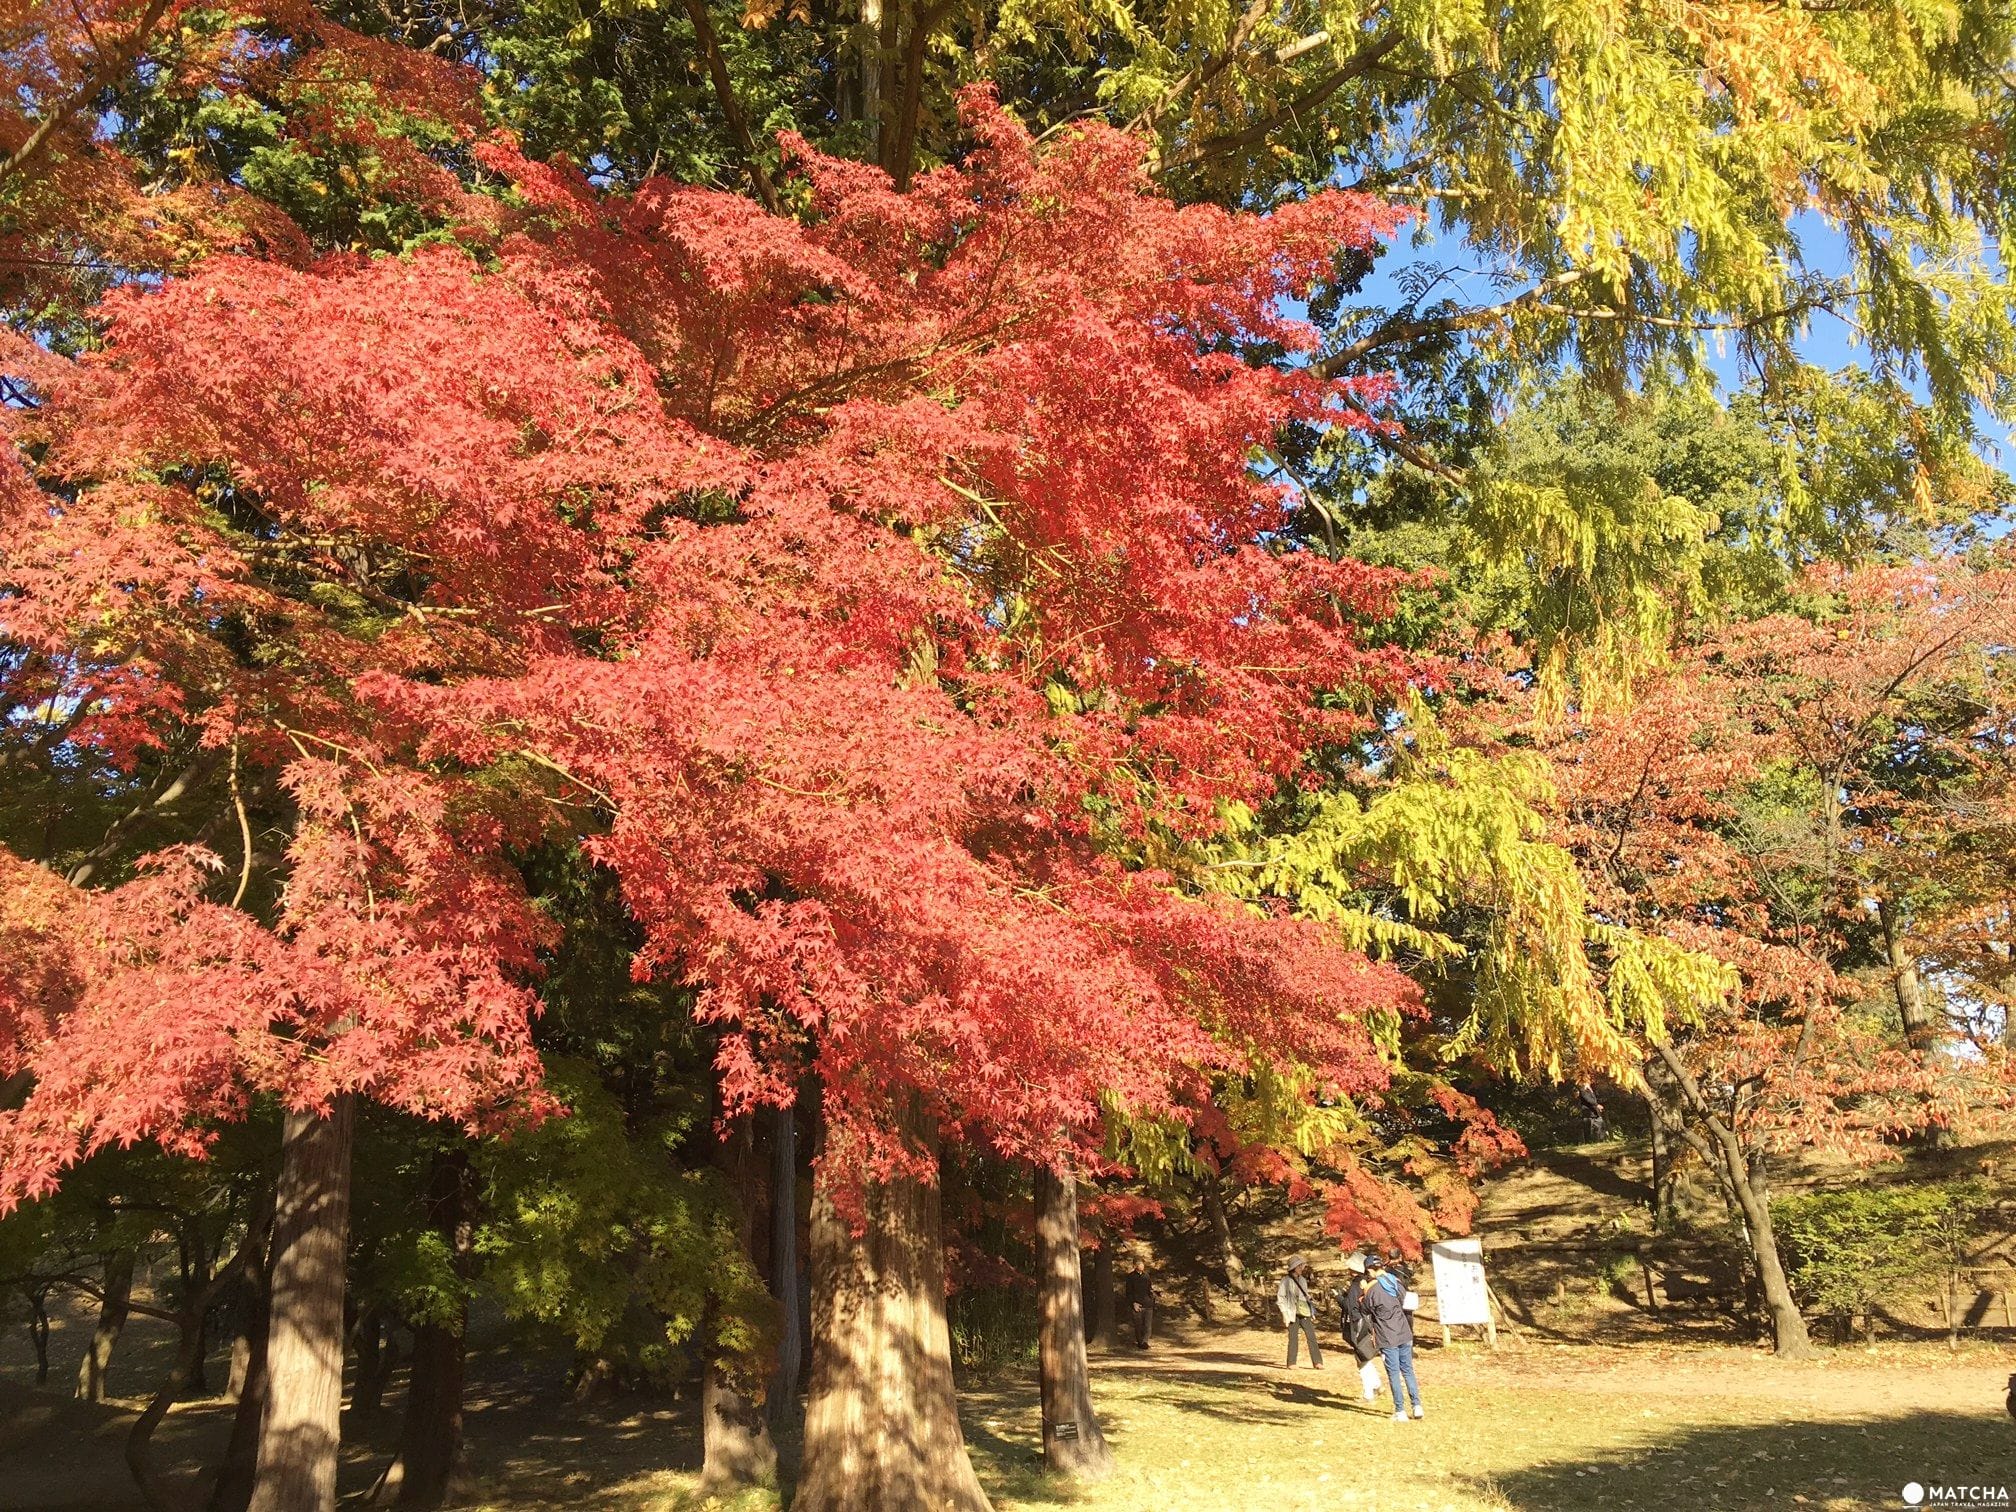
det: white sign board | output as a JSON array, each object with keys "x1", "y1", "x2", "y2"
[{"x1": 1429, "y1": 1237, "x2": 1491, "y2": 1326}]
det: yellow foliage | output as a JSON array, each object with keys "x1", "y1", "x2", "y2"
[{"x1": 1202, "y1": 700, "x2": 1735, "y2": 1083}]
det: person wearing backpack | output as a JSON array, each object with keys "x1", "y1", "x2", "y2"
[
  {"x1": 1335, "y1": 1254, "x2": 1385, "y2": 1403},
  {"x1": 1361, "y1": 1252, "x2": 1423, "y2": 1421}
]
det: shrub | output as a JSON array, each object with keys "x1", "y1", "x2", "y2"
[
  {"x1": 1773, "y1": 1180, "x2": 1993, "y2": 1331},
  {"x1": 948, "y1": 1285, "x2": 1038, "y2": 1376}
]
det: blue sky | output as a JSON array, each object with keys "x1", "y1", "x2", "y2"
[{"x1": 1351, "y1": 207, "x2": 2014, "y2": 471}]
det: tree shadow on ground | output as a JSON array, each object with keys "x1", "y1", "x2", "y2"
[
  {"x1": 959, "y1": 1410, "x2": 1072, "y2": 1509},
  {"x1": 1468, "y1": 1409, "x2": 2014, "y2": 1512},
  {"x1": 1125, "y1": 1369, "x2": 1373, "y2": 1425},
  {"x1": 1534, "y1": 1147, "x2": 1651, "y2": 1208}
]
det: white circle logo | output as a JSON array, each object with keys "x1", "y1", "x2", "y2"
[{"x1": 1903, "y1": 1485, "x2": 1925, "y2": 1506}]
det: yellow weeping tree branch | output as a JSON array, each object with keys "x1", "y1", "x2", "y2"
[{"x1": 1196, "y1": 698, "x2": 1737, "y2": 1086}]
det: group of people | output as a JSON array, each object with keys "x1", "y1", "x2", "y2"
[{"x1": 1274, "y1": 1252, "x2": 1425, "y2": 1422}]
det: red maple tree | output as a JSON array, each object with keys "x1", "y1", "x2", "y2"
[{"x1": 3, "y1": 89, "x2": 1419, "y2": 1504}]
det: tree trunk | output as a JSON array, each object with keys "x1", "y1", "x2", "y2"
[
  {"x1": 700, "y1": 1354, "x2": 779, "y2": 1498},
  {"x1": 770, "y1": 1100, "x2": 804, "y2": 1427},
  {"x1": 860, "y1": 0, "x2": 882, "y2": 151},
  {"x1": 130, "y1": 1290, "x2": 224, "y2": 1512},
  {"x1": 1718, "y1": 1136, "x2": 1810, "y2": 1358},
  {"x1": 1879, "y1": 896, "x2": 1940, "y2": 1053},
  {"x1": 374, "y1": 1322, "x2": 469, "y2": 1508},
  {"x1": 77, "y1": 1251, "x2": 135, "y2": 1402},
  {"x1": 700, "y1": 1120, "x2": 779, "y2": 1498},
  {"x1": 26, "y1": 1287, "x2": 50, "y2": 1384},
  {"x1": 1878, "y1": 896, "x2": 1956, "y2": 1147},
  {"x1": 351, "y1": 1306, "x2": 392, "y2": 1416},
  {"x1": 373, "y1": 1151, "x2": 474, "y2": 1510},
  {"x1": 209, "y1": 1296, "x2": 269, "y2": 1512},
  {"x1": 1652, "y1": 1043, "x2": 1811, "y2": 1359},
  {"x1": 211, "y1": 1194, "x2": 276, "y2": 1512},
  {"x1": 1642, "y1": 1087, "x2": 1677, "y2": 1231},
  {"x1": 1034, "y1": 1166, "x2": 1113, "y2": 1481},
  {"x1": 1086, "y1": 1229, "x2": 1115, "y2": 1347},
  {"x1": 227, "y1": 1317, "x2": 256, "y2": 1404},
  {"x1": 158, "y1": 1213, "x2": 272, "y2": 1512},
  {"x1": 795, "y1": 1104, "x2": 991, "y2": 1512},
  {"x1": 248, "y1": 1098, "x2": 355, "y2": 1512},
  {"x1": 180, "y1": 1233, "x2": 213, "y2": 1394},
  {"x1": 1198, "y1": 1169, "x2": 1243, "y2": 1293}
]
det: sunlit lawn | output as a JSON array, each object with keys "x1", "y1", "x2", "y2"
[
  {"x1": 4, "y1": 1312, "x2": 2009, "y2": 1511},
  {"x1": 445, "y1": 1335, "x2": 2014, "y2": 1512},
  {"x1": 957, "y1": 1347, "x2": 2010, "y2": 1512}
]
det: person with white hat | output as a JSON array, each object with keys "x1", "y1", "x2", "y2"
[{"x1": 1276, "y1": 1255, "x2": 1324, "y2": 1368}]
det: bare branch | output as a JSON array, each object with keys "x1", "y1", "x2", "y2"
[{"x1": 1314, "y1": 268, "x2": 1595, "y2": 377}]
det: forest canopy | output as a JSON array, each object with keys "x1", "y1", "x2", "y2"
[{"x1": 1, "y1": 2, "x2": 2012, "y2": 1509}]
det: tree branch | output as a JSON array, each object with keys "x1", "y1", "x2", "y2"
[
  {"x1": 1129, "y1": 0, "x2": 1274, "y2": 140},
  {"x1": 1315, "y1": 268, "x2": 1595, "y2": 377},
  {"x1": 1372, "y1": 430, "x2": 1468, "y2": 487},
  {"x1": 0, "y1": 0, "x2": 175, "y2": 190},
  {"x1": 67, "y1": 749, "x2": 220, "y2": 888},
  {"x1": 1162, "y1": 31, "x2": 1404, "y2": 173},
  {"x1": 680, "y1": 0, "x2": 781, "y2": 214}
]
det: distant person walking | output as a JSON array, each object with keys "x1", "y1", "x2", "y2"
[
  {"x1": 1126, "y1": 1267, "x2": 1154, "y2": 1350},
  {"x1": 1362, "y1": 1253, "x2": 1423, "y2": 1421},
  {"x1": 1576, "y1": 1079, "x2": 1608, "y2": 1140},
  {"x1": 1277, "y1": 1255, "x2": 1323, "y2": 1368},
  {"x1": 1336, "y1": 1253, "x2": 1384, "y2": 1402}
]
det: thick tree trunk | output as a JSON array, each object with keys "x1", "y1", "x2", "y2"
[
  {"x1": 77, "y1": 1250, "x2": 135, "y2": 1402},
  {"x1": 1034, "y1": 1166, "x2": 1113, "y2": 1481},
  {"x1": 770, "y1": 1100, "x2": 804, "y2": 1427},
  {"x1": 373, "y1": 1151, "x2": 474, "y2": 1510},
  {"x1": 795, "y1": 1105, "x2": 991, "y2": 1512},
  {"x1": 248, "y1": 1098, "x2": 355, "y2": 1512},
  {"x1": 375, "y1": 1322, "x2": 470, "y2": 1508},
  {"x1": 1879, "y1": 896, "x2": 1940, "y2": 1053},
  {"x1": 1198, "y1": 1170, "x2": 1243, "y2": 1292}
]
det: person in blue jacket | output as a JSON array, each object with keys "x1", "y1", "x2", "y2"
[
  {"x1": 1361, "y1": 1252, "x2": 1424, "y2": 1421},
  {"x1": 1335, "y1": 1253, "x2": 1385, "y2": 1403}
]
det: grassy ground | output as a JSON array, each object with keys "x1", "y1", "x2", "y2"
[
  {"x1": 954, "y1": 1329, "x2": 2015, "y2": 1512},
  {"x1": 15, "y1": 1311, "x2": 2006, "y2": 1511}
]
